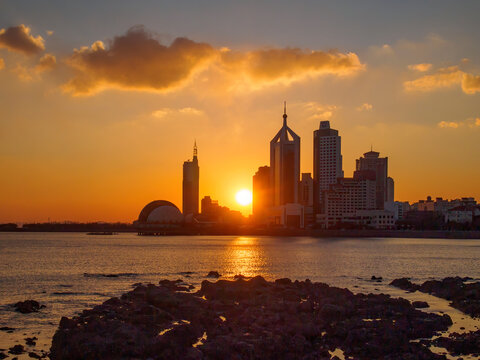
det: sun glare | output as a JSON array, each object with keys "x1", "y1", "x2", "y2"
[{"x1": 235, "y1": 189, "x2": 252, "y2": 206}]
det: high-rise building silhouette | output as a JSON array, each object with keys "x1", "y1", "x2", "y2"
[
  {"x1": 182, "y1": 142, "x2": 199, "y2": 216},
  {"x1": 270, "y1": 103, "x2": 300, "y2": 206},
  {"x1": 313, "y1": 121, "x2": 344, "y2": 213},
  {"x1": 356, "y1": 150, "x2": 388, "y2": 210},
  {"x1": 252, "y1": 166, "x2": 272, "y2": 224}
]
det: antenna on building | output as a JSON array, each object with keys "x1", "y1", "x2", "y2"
[
  {"x1": 283, "y1": 101, "x2": 287, "y2": 126},
  {"x1": 193, "y1": 140, "x2": 198, "y2": 158}
]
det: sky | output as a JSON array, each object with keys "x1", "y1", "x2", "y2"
[{"x1": 1, "y1": 0, "x2": 480, "y2": 223}]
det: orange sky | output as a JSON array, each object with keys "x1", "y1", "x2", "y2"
[{"x1": 1, "y1": 2, "x2": 480, "y2": 223}]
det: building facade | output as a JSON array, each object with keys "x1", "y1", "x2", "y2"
[
  {"x1": 270, "y1": 105, "x2": 300, "y2": 206},
  {"x1": 356, "y1": 150, "x2": 388, "y2": 210},
  {"x1": 313, "y1": 121, "x2": 343, "y2": 214},
  {"x1": 252, "y1": 166, "x2": 272, "y2": 224},
  {"x1": 182, "y1": 142, "x2": 199, "y2": 216}
]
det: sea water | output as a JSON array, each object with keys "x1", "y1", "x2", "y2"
[{"x1": 1, "y1": 233, "x2": 480, "y2": 358}]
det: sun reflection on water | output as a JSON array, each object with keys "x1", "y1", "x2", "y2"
[{"x1": 226, "y1": 237, "x2": 269, "y2": 278}]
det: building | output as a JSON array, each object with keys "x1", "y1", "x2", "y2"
[
  {"x1": 182, "y1": 142, "x2": 199, "y2": 216},
  {"x1": 135, "y1": 200, "x2": 184, "y2": 234},
  {"x1": 299, "y1": 173, "x2": 314, "y2": 226},
  {"x1": 252, "y1": 166, "x2": 272, "y2": 224},
  {"x1": 199, "y1": 196, "x2": 244, "y2": 225},
  {"x1": 356, "y1": 210, "x2": 395, "y2": 229},
  {"x1": 318, "y1": 170, "x2": 376, "y2": 228},
  {"x1": 356, "y1": 150, "x2": 388, "y2": 209},
  {"x1": 313, "y1": 121, "x2": 343, "y2": 213},
  {"x1": 386, "y1": 177, "x2": 394, "y2": 203},
  {"x1": 270, "y1": 103, "x2": 300, "y2": 206}
]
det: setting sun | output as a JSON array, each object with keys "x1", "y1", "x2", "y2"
[{"x1": 235, "y1": 189, "x2": 252, "y2": 206}]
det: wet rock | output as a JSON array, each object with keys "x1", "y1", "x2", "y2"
[
  {"x1": 371, "y1": 276, "x2": 383, "y2": 281},
  {"x1": 434, "y1": 329, "x2": 480, "y2": 356},
  {"x1": 0, "y1": 352, "x2": 7, "y2": 360},
  {"x1": 0, "y1": 326, "x2": 15, "y2": 332},
  {"x1": 50, "y1": 277, "x2": 452, "y2": 360},
  {"x1": 412, "y1": 301, "x2": 429, "y2": 308},
  {"x1": 206, "y1": 271, "x2": 221, "y2": 278},
  {"x1": 390, "y1": 278, "x2": 419, "y2": 292},
  {"x1": 25, "y1": 337, "x2": 37, "y2": 346},
  {"x1": 28, "y1": 352, "x2": 41, "y2": 359},
  {"x1": 14, "y1": 300, "x2": 45, "y2": 314},
  {"x1": 8, "y1": 345, "x2": 25, "y2": 355}
]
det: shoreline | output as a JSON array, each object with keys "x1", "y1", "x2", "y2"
[{"x1": 3, "y1": 229, "x2": 480, "y2": 239}]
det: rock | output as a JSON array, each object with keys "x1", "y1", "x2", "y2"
[
  {"x1": 14, "y1": 300, "x2": 45, "y2": 314},
  {"x1": 28, "y1": 352, "x2": 41, "y2": 359},
  {"x1": 0, "y1": 326, "x2": 15, "y2": 332},
  {"x1": 0, "y1": 352, "x2": 7, "y2": 360},
  {"x1": 390, "y1": 278, "x2": 419, "y2": 292},
  {"x1": 275, "y1": 278, "x2": 292, "y2": 285},
  {"x1": 8, "y1": 345, "x2": 25, "y2": 355},
  {"x1": 371, "y1": 276, "x2": 383, "y2": 281},
  {"x1": 25, "y1": 337, "x2": 37, "y2": 346},
  {"x1": 206, "y1": 271, "x2": 221, "y2": 278},
  {"x1": 412, "y1": 301, "x2": 429, "y2": 309}
]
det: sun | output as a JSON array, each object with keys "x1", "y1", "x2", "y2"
[{"x1": 235, "y1": 189, "x2": 252, "y2": 206}]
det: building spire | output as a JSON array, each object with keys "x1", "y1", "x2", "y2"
[
  {"x1": 283, "y1": 101, "x2": 287, "y2": 126},
  {"x1": 193, "y1": 140, "x2": 198, "y2": 159}
]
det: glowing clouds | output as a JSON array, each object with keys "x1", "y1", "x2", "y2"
[
  {"x1": 221, "y1": 48, "x2": 364, "y2": 86},
  {"x1": 0, "y1": 25, "x2": 45, "y2": 55},
  {"x1": 356, "y1": 103, "x2": 373, "y2": 112},
  {"x1": 36, "y1": 53, "x2": 56, "y2": 72},
  {"x1": 63, "y1": 27, "x2": 216, "y2": 95},
  {"x1": 0, "y1": 58, "x2": 4, "y2": 70},
  {"x1": 438, "y1": 121, "x2": 459, "y2": 129},
  {"x1": 462, "y1": 73, "x2": 480, "y2": 94},
  {"x1": 62, "y1": 26, "x2": 364, "y2": 95},
  {"x1": 408, "y1": 63, "x2": 432, "y2": 72},
  {"x1": 404, "y1": 66, "x2": 463, "y2": 92}
]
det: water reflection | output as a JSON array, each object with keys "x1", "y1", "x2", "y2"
[{"x1": 226, "y1": 237, "x2": 269, "y2": 278}]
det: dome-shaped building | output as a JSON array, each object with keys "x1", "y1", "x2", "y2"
[{"x1": 135, "y1": 200, "x2": 184, "y2": 233}]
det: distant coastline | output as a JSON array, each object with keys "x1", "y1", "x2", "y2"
[{"x1": 1, "y1": 224, "x2": 480, "y2": 239}]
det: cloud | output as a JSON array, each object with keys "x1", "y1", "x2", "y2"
[
  {"x1": 0, "y1": 24, "x2": 45, "y2": 55},
  {"x1": 220, "y1": 47, "x2": 364, "y2": 86},
  {"x1": 356, "y1": 103, "x2": 373, "y2": 111},
  {"x1": 462, "y1": 73, "x2": 480, "y2": 94},
  {"x1": 295, "y1": 102, "x2": 338, "y2": 121},
  {"x1": 63, "y1": 26, "x2": 216, "y2": 95},
  {"x1": 0, "y1": 58, "x2": 4, "y2": 70},
  {"x1": 35, "y1": 53, "x2": 56, "y2": 72},
  {"x1": 404, "y1": 66, "x2": 463, "y2": 92},
  {"x1": 151, "y1": 107, "x2": 205, "y2": 120},
  {"x1": 438, "y1": 121, "x2": 459, "y2": 128},
  {"x1": 407, "y1": 63, "x2": 432, "y2": 72},
  {"x1": 62, "y1": 26, "x2": 364, "y2": 96},
  {"x1": 438, "y1": 118, "x2": 480, "y2": 129},
  {"x1": 46, "y1": 30, "x2": 54, "y2": 36}
]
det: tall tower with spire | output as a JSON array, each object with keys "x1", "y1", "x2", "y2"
[
  {"x1": 270, "y1": 102, "x2": 301, "y2": 206},
  {"x1": 182, "y1": 142, "x2": 199, "y2": 216}
]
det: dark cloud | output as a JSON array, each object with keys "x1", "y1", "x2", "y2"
[
  {"x1": 0, "y1": 24, "x2": 45, "y2": 55},
  {"x1": 64, "y1": 27, "x2": 216, "y2": 95}
]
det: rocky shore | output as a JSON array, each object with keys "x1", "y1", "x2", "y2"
[
  {"x1": 49, "y1": 276, "x2": 461, "y2": 359},
  {"x1": 390, "y1": 276, "x2": 480, "y2": 318}
]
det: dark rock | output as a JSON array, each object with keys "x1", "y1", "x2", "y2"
[
  {"x1": 390, "y1": 278, "x2": 419, "y2": 292},
  {"x1": 371, "y1": 276, "x2": 383, "y2": 281},
  {"x1": 0, "y1": 352, "x2": 6, "y2": 360},
  {"x1": 25, "y1": 337, "x2": 37, "y2": 346},
  {"x1": 206, "y1": 271, "x2": 221, "y2": 278},
  {"x1": 8, "y1": 345, "x2": 25, "y2": 355},
  {"x1": 28, "y1": 352, "x2": 41, "y2": 359},
  {"x1": 0, "y1": 326, "x2": 15, "y2": 331},
  {"x1": 275, "y1": 278, "x2": 292, "y2": 285},
  {"x1": 412, "y1": 301, "x2": 429, "y2": 308},
  {"x1": 14, "y1": 300, "x2": 45, "y2": 314}
]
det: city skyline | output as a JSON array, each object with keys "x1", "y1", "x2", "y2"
[{"x1": 1, "y1": 1, "x2": 480, "y2": 223}]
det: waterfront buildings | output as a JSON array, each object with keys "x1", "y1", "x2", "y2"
[
  {"x1": 356, "y1": 150, "x2": 388, "y2": 210},
  {"x1": 182, "y1": 142, "x2": 199, "y2": 216},
  {"x1": 270, "y1": 104, "x2": 300, "y2": 206},
  {"x1": 313, "y1": 121, "x2": 344, "y2": 213},
  {"x1": 252, "y1": 166, "x2": 271, "y2": 224}
]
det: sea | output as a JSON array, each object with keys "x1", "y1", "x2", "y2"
[{"x1": 1, "y1": 232, "x2": 480, "y2": 359}]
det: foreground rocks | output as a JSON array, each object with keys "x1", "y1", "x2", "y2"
[
  {"x1": 49, "y1": 277, "x2": 455, "y2": 359},
  {"x1": 14, "y1": 300, "x2": 45, "y2": 314},
  {"x1": 390, "y1": 276, "x2": 480, "y2": 317},
  {"x1": 434, "y1": 329, "x2": 480, "y2": 356}
]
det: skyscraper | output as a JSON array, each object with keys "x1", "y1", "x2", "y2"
[
  {"x1": 182, "y1": 142, "x2": 199, "y2": 216},
  {"x1": 356, "y1": 150, "x2": 388, "y2": 210},
  {"x1": 313, "y1": 121, "x2": 343, "y2": 213},
  {"x1": 252, "y1": 166, "x2": 272, "y2": 224},
  {"x1": 270, "y1": 103, "x2": 300, "y2": 206}
]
